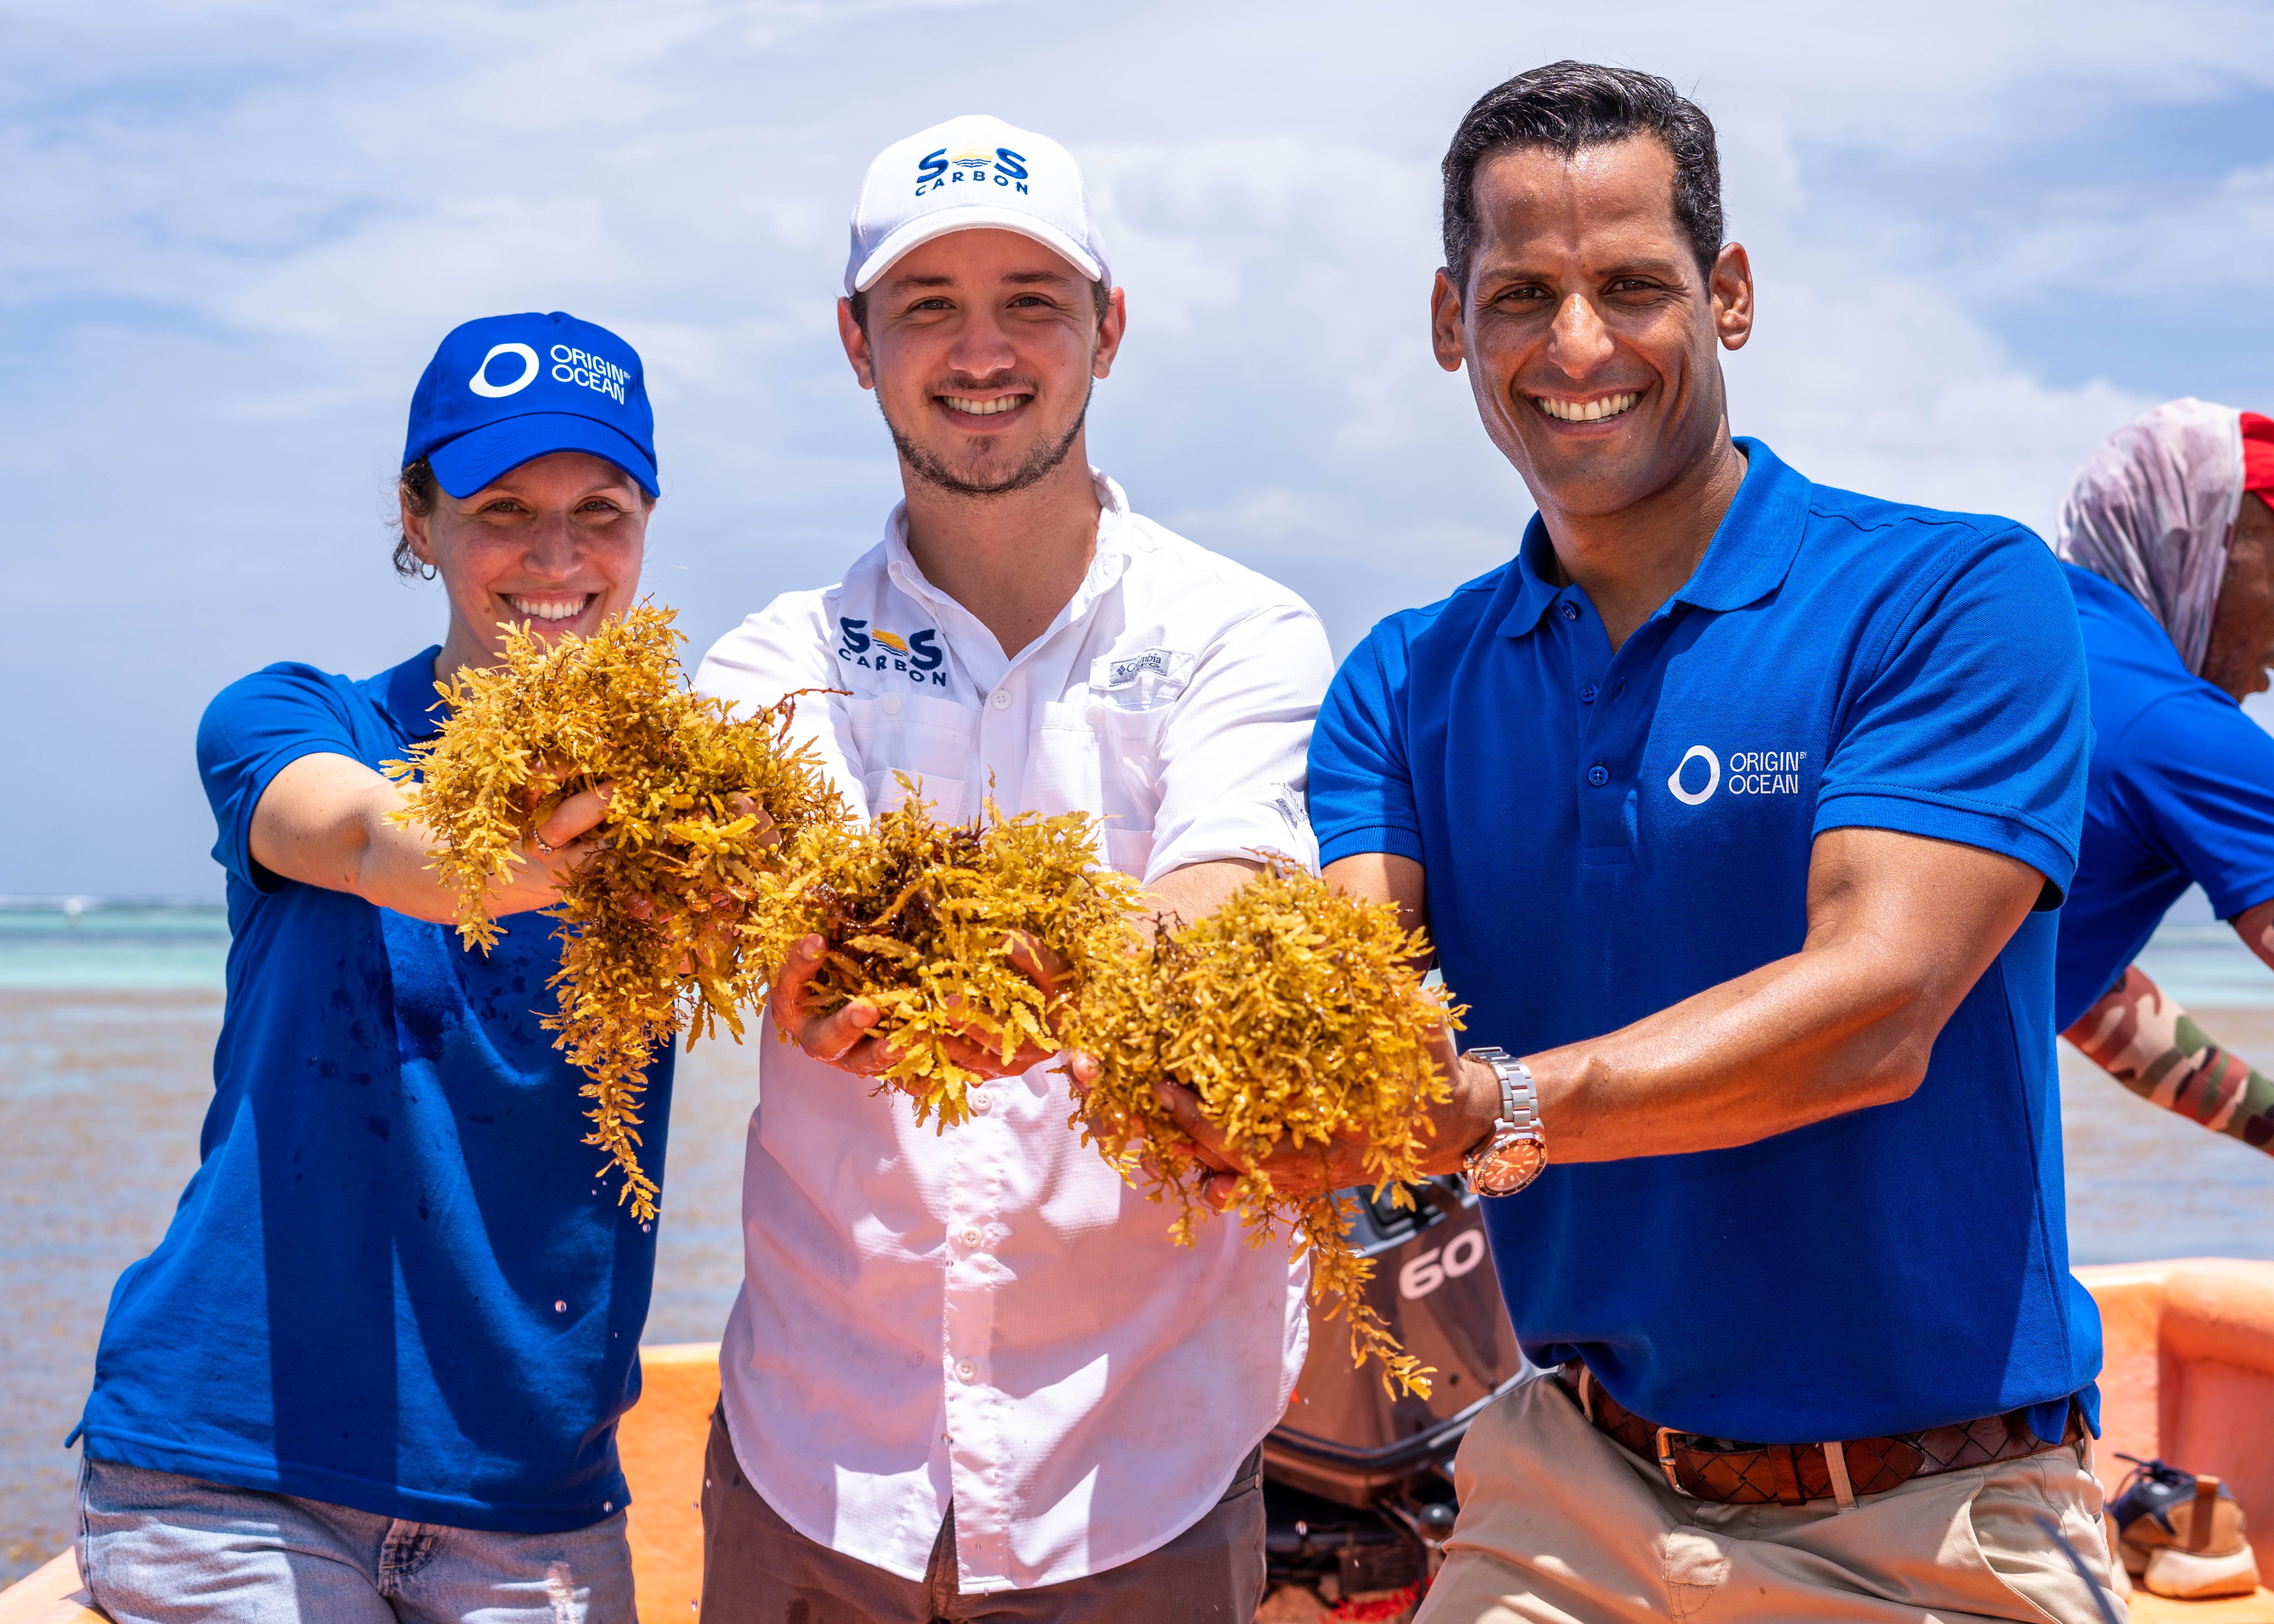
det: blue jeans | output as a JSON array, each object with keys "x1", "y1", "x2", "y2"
[{"x1": 78, "y1": 1456, "x2": 636, "y2": 1624}]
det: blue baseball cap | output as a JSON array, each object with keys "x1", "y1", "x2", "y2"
[{"x1": 404, "y1": 311, "x2": 659, "y2": 499}]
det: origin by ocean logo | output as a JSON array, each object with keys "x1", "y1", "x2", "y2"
[
  {"x1": 548, "y1": 344, "x2": 628, "y2": 405},
  {"x1": 1666, "y1": 745, "x2": 1809, "y2": 806},
  {"x1": 914, "y1": 146, "x2": 1031, "y2": 197}
]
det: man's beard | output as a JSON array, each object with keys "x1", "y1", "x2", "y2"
[{"x1": 884, "y1": 384, "x2": 1092, "y2": 498}]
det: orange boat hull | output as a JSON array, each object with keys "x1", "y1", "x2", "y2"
[{"x1": 7, "y1": 1263, "x2": 2273, "y2": 1622}]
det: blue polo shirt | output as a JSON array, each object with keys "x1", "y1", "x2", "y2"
[
  {"x1": 1310, "y1": 440, "x2": 2099, "y2": 1446},
  {"x1": 75, "y1": 649, "x2": 674, "y2": 1532},
  {"x1": 2053, "y1": 562, "x2": 2274, "y2": 1030}
]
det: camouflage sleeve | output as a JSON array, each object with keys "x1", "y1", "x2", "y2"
[{"x1": 2063, "y1": 964, "x2": 2274, "y2": 1156}]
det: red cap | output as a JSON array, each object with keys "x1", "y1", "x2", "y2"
[{"x1": 2244, "y1": 411, "x2": 2274, "y2": 500}]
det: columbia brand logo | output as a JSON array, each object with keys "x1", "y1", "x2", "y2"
[
  {"x1": 1105, "y1": 650, "x2": 1172, "y2": 687},
  {"x1": 914, "y1": 146, "x2": 1031, "y2": 198}
]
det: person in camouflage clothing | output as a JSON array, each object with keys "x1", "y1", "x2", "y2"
[{"x1": 2053, "y1": 400, "x2": 2274, "y2": 1161}]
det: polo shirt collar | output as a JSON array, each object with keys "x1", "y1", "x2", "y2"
[
  {"x1": 1495, "y1": 521, "x2": 1568, "y2": 639},
  {"x1": 1494, "y1": 437, "x2": 1809, "y2": 639},
  {"x1": 378, "y1": 646, "x2": 450, "y2": 741},
  {"x1": 1671, "y1": 438, "x2": 1809, "y2": 613},
  {"x1": 880, "y1": 467, "x2": 1137, "y2": 661}
]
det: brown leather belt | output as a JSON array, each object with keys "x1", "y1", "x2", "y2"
[{"x1": 1557, "y1": 1361, "x2": 2082, "y2": 1508}]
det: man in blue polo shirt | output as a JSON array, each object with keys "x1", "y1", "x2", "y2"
[
  {"x1": 1298, "y1": 62, "x2": 2114, "y2": 1623},
  {"x1": 2053, "y1": 400, "x2": 2274, "y2": 1163}
]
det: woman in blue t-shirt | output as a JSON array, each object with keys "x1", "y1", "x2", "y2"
[
  {"x1": 2054, "y1": 397, "x2": 2274, "y2": 1160},
  {"x1": 74, "y1": 311, "x2": 673, "y2": 1623}
]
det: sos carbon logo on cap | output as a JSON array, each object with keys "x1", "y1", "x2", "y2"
[{"x1": 914, "y1": 145, "x2": 1031, "y2": 198}]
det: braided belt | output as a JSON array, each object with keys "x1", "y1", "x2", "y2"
[{"x1": 1557, "y1": 1362, "x2": 2080, "y2": 1509}]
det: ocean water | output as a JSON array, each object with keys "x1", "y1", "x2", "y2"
[
  {"x1": 0, "y1": 903, "x2": 755, "y2": 1586},
  {"x1": 0, "y1": 904, "x2": 2270, "y2": 1585},
  {"x1": 0, "y1": 904, "x2": 231, "y2": 991}
]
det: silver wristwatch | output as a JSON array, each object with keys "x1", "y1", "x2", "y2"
[{"x1": 1460, "y1": 1046, "x2": 1548, "y2": 1196}]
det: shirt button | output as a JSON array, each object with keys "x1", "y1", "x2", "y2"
[
  {"x1": 959, "y1": 1226, "x2": 984, "y2": 1250},
  {"x1": 990, "y1": 689, "x2": 1011, "y2": 710},
  {"x1": 970, "y1": 1090, "x2": 993, "y2": 1114},
  {"x1": 882, "y1": 693, "x2": 901, "y2": 715},
  {"x1": 1587, "y1": 765, "x2": 1609, "y2": 787},
  {"x1": 1580, "y1": 683, "x2": 1599, "y2": 703},
  {"x1": 1560, "y1": 601, "x2": 1580, "y2": 622},
  {"x1": 954, "y1": 1358, "x2": 978, "y2": 1383}
]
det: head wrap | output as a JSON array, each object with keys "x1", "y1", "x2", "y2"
[
  {"x1": 2055, "y1": 398, "x2": 2249, "y2": 675},
  {"x1": 2246, "y1": 412, "x2": 2274, "y2": 503}
]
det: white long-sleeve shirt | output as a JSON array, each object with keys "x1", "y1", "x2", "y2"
[{"x1": 692, "y1": 471, "x2": 1329, "y2": 1592}]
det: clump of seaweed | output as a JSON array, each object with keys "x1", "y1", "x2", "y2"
[
  {"x1": 386, "y1": 605, "x2": 846, "y2": 1219},
  {"x1": 755, "y1": 778, "x2": 1147, "y2": 1129},
  {"x1": 1069, "y1": 858, "x2": 1463, "y2": 1397}
]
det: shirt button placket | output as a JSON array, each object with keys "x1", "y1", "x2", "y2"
[{"x1": 939, "y1": 1113, "x2": 1002, "y2": 1554}]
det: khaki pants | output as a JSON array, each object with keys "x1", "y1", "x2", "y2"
[{"x1": 1417, "y1": 1373, "x2": 2124, "y2": 1624}]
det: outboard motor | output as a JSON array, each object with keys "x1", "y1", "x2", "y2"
[{"x1": 1264, "y1": 1177, "x2": 1528, "y2": 1608}]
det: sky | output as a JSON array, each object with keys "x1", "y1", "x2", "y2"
[{"x1": 6, "y1": 0, "x2": 2274, "y2": 899}]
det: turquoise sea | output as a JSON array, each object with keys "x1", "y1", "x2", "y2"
[
  {"x1": 0, "y1": 901, "x2": 2270, "y2": 1585},
  {"x1": 0, "y1": 903, "x2": 233, "y2": 991},
  {"x1": 0, "y1": 902, "x2": 757, "y2": 1584}
]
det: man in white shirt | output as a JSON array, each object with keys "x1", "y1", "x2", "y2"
[{"x1": 692, "y1": 114, "x2": 1333, "y2": 1621}]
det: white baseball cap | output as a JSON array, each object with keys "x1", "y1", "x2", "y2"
[{"x1": 845, "y1": 114, "x2": 1111, "y2": 296}]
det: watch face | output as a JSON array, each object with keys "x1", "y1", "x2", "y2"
[{"x1": 1472, "y1": 1138, "x2": 1547, "y2": 1197}]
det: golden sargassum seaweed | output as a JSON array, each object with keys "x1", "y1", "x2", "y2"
[
  {"x1": 1070, "y1": 857, "x2": 1463, "y2": 1397},
  {"x1": 385, "y1": 605, "x2": 846, "y2": 1220},
  {"x1": 753, "y1": 777, "x2": 1146, "y2": 1129}
]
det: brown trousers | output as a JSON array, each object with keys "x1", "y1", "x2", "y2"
[
  {"x1": 696, "y1": 1406, "x2": 1266, "y2": 1624},
  {"x1": 1416, "y1": 1371, "x2": 2123, "y2": 1624}
]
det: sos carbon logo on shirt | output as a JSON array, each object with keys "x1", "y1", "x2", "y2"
[
  {"x1": 1666, "y1": 746, "x2": 1809, "y2": 806},
  {"x1": 839, "y1": 618, "x2": 946, "y2": 687},
  {"x1": 914, "y1": 145, "x2": 1031, "y2": 197}
]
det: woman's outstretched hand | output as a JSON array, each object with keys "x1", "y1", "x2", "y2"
[{"x1": 480, "y1": 781, "x2": 614, "y2": 917}]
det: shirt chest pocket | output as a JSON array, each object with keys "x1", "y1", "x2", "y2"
[
  {"x1": 1035, "y1": 679, "x2": 1182, "y2": 881},
  {"x1": 844, "y1": 692, "x2": 980, "y2": 825}
]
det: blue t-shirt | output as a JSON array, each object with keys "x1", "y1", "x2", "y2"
[
  {"x1": 1309, "y1": 439, "x2": 2099, "y2": 1446},
  {"x1": 75, "y1": 649, "x2": 675, "y2": 1532},
  {"x1": 2053, "y1": 563, "x2": 2274, "y2": 1030}
]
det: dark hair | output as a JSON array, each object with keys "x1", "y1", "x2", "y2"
[
  {"x1": 845, "y1": 274, "x2": 1114, "y2": 332},
  {"x1": 392, "y1": 457, "x2": 439, "y2": 579},
  {"x1": 1442, "y1": 60, "x2": 1724, "y2": 291}
]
